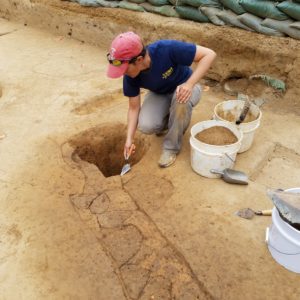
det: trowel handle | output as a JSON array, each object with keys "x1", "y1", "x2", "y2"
[
  {"x1": 236, "y1": 97, "x2": 251, "y2": 125},
  {"x1": 255, "y1": 209, "x2": 273, "y2": 216},
  {"x1": 210, "y1": 169, "x2": 224, "y2": 176},
  {"x1": 124, "y1": 144, "x2": 136, "y2": 160}
]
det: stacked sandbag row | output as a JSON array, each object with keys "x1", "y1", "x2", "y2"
[
  {"x1": 214, "y1": 0, "x2": 300, "y2": 39},
  {"x1": 65, "y1": 0, "x2": 300, "y2": 40}
]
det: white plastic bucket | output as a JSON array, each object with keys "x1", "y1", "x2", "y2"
[
  {"x1": 266, "y1": 188, "x2": 300, "y2": 273},
  {"x1": 190, "y1": 120, "x2": 243, "y2": 178},
  {"x1": 213, "y1": 100, "x2": 262, "y2": 153}
]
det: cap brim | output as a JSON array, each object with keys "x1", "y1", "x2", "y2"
[{"x1": 106, "y1": 62, "x2": 128, "y2": 79}]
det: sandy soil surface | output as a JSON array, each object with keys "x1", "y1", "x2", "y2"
[{"x1": 0, "y1": 3, "x2": 300, "y2": 300}]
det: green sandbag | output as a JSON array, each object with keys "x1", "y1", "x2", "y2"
[
  {"x1": 118, "y1": 0, "x2": 145, "y2": 11},
  {"x1": 261, "y1": 18, "x2": 300, "y2": 39},
  {"x1": 140, "y1": 2, "x2": 180, "y2": 17},
  {"x1": 237, "y1": 13, "x2": 286, "y2": 36},
  {"x1": 168, "y1": 0, "x2": 185, "y2": 5},
  {"x1": 217, "y1": 9, "x2": 254, "y2": 30},
  {"x1": 277, "y1": 1, "x2": 300, "y2": 21},
  {"x1": 239, "y1": 0, "x2": 289, "y2": 21},
  {"x1": 78, "y1": 0, "x2": 101, "y2": 6},
  {"x1": 180, "y1": 0, "x2": 222, "y2": 8},
  {"x1": 97, "y1": 0, "x2": 120, "y2": 7},
  {"x1": 127, "y1": 0, "x2": 145, "y2": 4},
  {"x1": 176, "y1": 6, "x2": 210, "y2": 22},
  {"x1": 219, "y1": 0, "x2": 246, "y2": 15},
  {"x1": 200, "y1": 6, "x2": 225, "y2": 25},
  {"x1": 290, "y1": 21, "x2": 300, "y2": 29},
  {"x1": 147, "y1": 0, "x2": 169, "y2": 6}
]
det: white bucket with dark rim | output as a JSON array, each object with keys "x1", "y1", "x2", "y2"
[
  {"x1": 190, "y1": 120, "x2": 243, "y2": 178},
  {"x1": 266, "y1": 188, "x2": 300, "y2": 273},
  {"x1": 213, "y1": 100, "x2": 262, "y2": 153}
]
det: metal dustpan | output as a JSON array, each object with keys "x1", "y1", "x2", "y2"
[{"x1": 210, "y1": 168, "x2": 248, "y2": 185}]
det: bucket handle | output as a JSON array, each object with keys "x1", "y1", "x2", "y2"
[
  {"x1": 224, "y1": 153, "x2": 235, "y2": 163},
  {"x1": 265, "y1": 227, "x2": 300, "y2": 256}
]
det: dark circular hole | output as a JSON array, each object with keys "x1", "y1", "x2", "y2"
[{"x1": 69, "y1": 123, "x2": 149, "y2": 177}]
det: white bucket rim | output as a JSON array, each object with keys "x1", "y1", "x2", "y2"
[
  {"x1": 214, "y1": 100, "x2": 262, "y2": 126},
  {"x1": 242, "y1": 122, "x2": 261, "y2": 134},
  {"x1": 190, "y1": 120, "x2": 243, "y2": 149},
  {"x1": 190, "y1": 137, "x2": 240, "y2": 157}
]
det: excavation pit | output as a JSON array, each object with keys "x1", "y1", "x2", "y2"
[{"x1": 69, "y1": 123, "x2": 149, "y2": 177}]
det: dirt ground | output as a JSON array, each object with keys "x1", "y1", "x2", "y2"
[{"x1": 0, "y1": 1, "x2": 300, "y2": 300}]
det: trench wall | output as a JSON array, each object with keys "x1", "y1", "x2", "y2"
[{"x1": 1, "y1": 0, "x2": 299, "y2": 100}]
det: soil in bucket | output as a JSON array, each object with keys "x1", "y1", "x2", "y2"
[
  {"x1": 217, "y1": 109, "x2": 258, "y2": 123},
  {"x1": 195, "y1": 126, "x2": 238, "y2": 145}
]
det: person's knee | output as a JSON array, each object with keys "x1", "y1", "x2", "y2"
[
  {"x1": 138, "y1": 120, "x2": 156, "y2": 134},
  {"x1": 138, "y1": 118, "x2": 166, "y2": 134},
  {"x1": 190, "y1": 84, "x2": 202, "y2": 107}
]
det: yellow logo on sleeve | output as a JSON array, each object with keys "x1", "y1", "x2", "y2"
[{"x1": 162, "y1": 67, "x2": 174, "y2": 79}]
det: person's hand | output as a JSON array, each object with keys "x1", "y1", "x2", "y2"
[
  {"x1": 124, "y1": 141, "x2": 136, "y2": 159},
  {"x1": 176, "y1": 82, "x2": 194, "y2": 103}
]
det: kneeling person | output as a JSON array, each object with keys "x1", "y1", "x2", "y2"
[{"x1": 106, "y1": 32, "x2": 216, "y2": 168}]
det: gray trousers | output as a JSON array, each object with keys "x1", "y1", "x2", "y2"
[{"x1": 138, "y1": 84, "x2": 202, "y2": 153}]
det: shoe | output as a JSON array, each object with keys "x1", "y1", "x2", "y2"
[{"x1": 158, "y1": 150, "x2": 176, "y2": 168}]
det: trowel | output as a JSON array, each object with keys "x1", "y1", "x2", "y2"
[
  {"x1": 120, "y1": 144, "x2": 135, "y2": 176},
  {"x1": 236, "y1": 96, "x2": 251, "y2": 125},
  {"x1": 236, "y1": 208, "x2": 272, "y2": 219},
  {"x1": 210, "y1": 168, "x2": 249, "y2": 185}
]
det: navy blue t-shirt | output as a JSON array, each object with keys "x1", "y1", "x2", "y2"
[{"x1": 123, "y1": 40, "x2": 196, "y2": 97}]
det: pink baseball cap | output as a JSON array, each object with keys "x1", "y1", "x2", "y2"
[{"x1": 106, "y1": 32, "x2": 143, "y2": 79}]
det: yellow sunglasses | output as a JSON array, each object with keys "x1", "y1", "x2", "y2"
[
  {"x1": 106, "y1": 48, "x2": 146, "y2": 67},
  {"x1": 106, "y1": 53, "x2": 138, "y2": 66}
]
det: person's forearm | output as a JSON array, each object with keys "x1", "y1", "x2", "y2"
[
  {"x1": 187, "y1": 51, "x2": 217, "y2": 86},
  {"x1": 127, "y1": 106, "x2": 140, "y2": 142}
]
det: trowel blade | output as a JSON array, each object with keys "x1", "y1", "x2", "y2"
[
  {"x1": 120, "y1": 163, "x2": 131, "y2": 176},
  {"x1": 235, "y1": 208, "x2": 255, "y2": 219}
]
